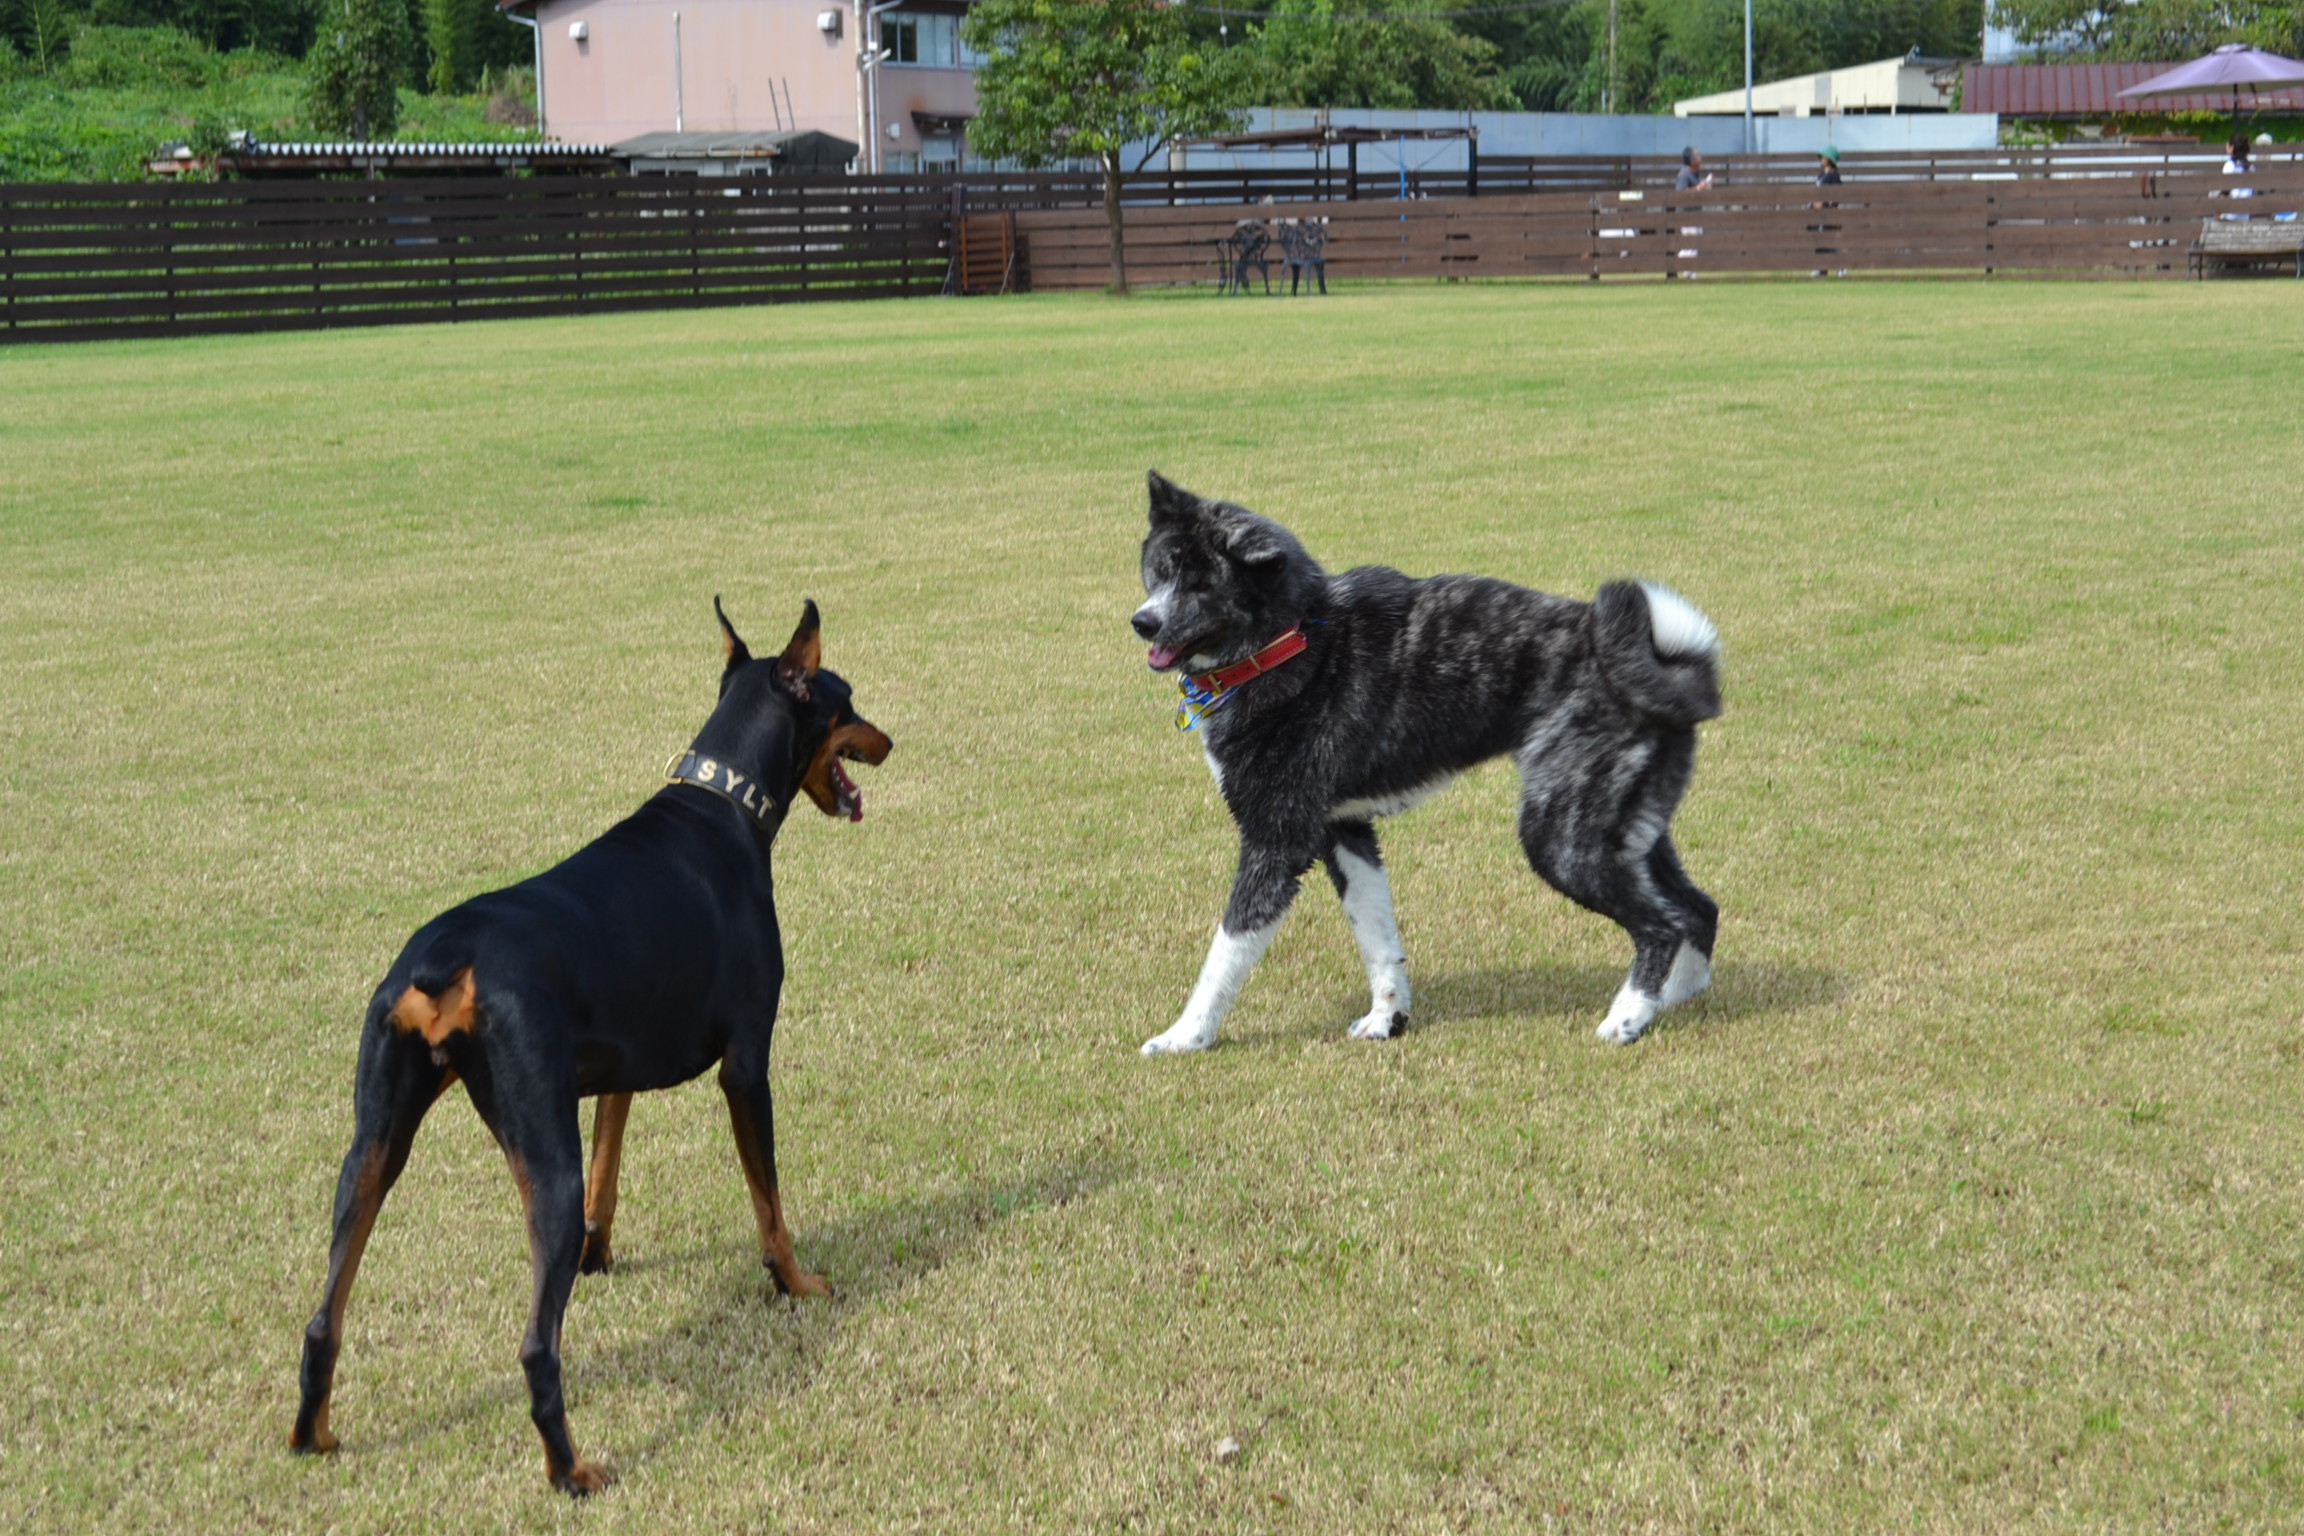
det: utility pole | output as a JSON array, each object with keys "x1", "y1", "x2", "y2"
[
  {"x1": 1606, "y1": 0, "x2": 1617, "y2": 113},
  {"x1": 854, "y1": 0, "x2": 867, "y2": 171},
  {"x1": 1743, "y1": 0, "x2": 1753, "y2": 154}
]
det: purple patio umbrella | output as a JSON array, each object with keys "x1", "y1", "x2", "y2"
[{"x1": 2117, "y1": 43, "x2": 2304, "y2": 122}]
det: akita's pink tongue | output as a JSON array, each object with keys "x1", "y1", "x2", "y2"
[{"x1": 1147, "y1": 643, "x2": 1182, "y2": 670}]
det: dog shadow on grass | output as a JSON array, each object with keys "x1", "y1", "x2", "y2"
[
  {"x1": 373, "y1": 1155, "x2": 1127, "y2": 1467},
  {"x1": 1296, "y1": 958, "x2": 1845, "y2": 1043}
]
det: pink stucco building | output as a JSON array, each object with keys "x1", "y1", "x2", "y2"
[{"x1": 503, "y1": 0, "x2": 981, "y2": 172}]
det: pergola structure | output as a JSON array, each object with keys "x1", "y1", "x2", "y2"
[{"x1": 1170, "y1": 124, "x2": 1482, "y2": 199}]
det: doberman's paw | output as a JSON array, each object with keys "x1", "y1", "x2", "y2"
[
  {"x1": 578, "y1": 1236, "x2": 614, "y2": 1275},
  {"x1": 554, "y1": 1460, "x2": 611, "y2": 1497},
  {"x1": 290, "y1": 1426, "x2": 340, "y2": 1456},
  {"x1": 773, "y1": 1266, "x2": 833, "y2": 1300}
]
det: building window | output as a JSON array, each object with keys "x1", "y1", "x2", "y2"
[
  {"x1": 885, "y1": 150, "x2": 920, "y2": 173},
  {"x1": 922, "y1": 133, "x2": 959, "y2": 171},
  {"x1": 883, "y1": 10, "x2": 980, "y2": 68}
]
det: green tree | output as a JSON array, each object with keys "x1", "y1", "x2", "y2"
[
  {"x1": 419, "y1": 0, "x2": 470, "y2": 90},
  {"x1": 1244, "y1": 0, "x2": 1515, "y2": 110},
  {"x1": 1992, "y1": 0, "x2": 2300, "y2": 60},
  {"x1": 963, "y1": 0, "x2": 1251, "y2": 293},
  {"x1": 301, "y1": 0, "x2": 410, "y2": 137}
]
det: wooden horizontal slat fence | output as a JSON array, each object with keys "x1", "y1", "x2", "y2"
[
  {"x1": 5, "y1": 151, "x2": 2298, "y2": 342},
  {"x1": 1457, "y1": 144, "x2": 2299, "y2": 196},
  {"x1": 1016, "y1": 170, "x2": 2304, "y2": 290},
  {"x1": 0, "y1": 175, "x2": 956, "y2": 343}
]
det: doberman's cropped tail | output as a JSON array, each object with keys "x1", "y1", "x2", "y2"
[
  {"x1": 405, "y1": 929, "x2": 478, "y2": 1001},
  {"x1": 1592, "y1": 580, "x2": 1722, "y2": 727}
]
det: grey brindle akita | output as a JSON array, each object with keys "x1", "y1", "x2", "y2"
[{"x1": 1130, "y1": 472, "x2": 1722, "y2": 1053}]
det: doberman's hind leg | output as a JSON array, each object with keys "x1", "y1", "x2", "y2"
[
  {"x1": 464, "y1": 1039, "x2": 608, "y2": 1495},
  {"x1": 511, "y1": 1143, "x2": 605, "y2": 1494},
  {"x1": 579, "y1": 1092, "x2": 632, "y2": 1275},
  {"x1": 1321, "y1": 820, "x2": 1411, "y2": 1041},
  {"x1": 291, "y1": 1018, "x2": 454, "y2": 1455},
  {"x1": 720, "y1": 1049, "x2": 829, "y2": 1298}
]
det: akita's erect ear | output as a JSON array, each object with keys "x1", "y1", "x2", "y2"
[
  {"x1": 777, "y1": 599, "x2": 823, "y2": 699},
  {"x1": 1146, "y1": 470, "x2": 1198, "y2": 525},
  {"x1": 1219, "y1": 514, "x2": 1290, "y2": 569}
]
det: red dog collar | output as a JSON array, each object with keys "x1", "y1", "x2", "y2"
[
  {"x1": 1175, "y1": 626, "x2": 1310, "y2": 732},
  {"x1": 1189, "y1": 626, "x2": 1309, "y2": 692}
]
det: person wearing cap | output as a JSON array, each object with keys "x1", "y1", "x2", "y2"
[{"x1": 1810, "y1": 147, "x2": 1844, "y2": 276}]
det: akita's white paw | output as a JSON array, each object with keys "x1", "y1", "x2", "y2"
[
  {"x1": 1658, "y1": 942, "x2": 1712, "y2": 1010},
  {"x1": 1595, "y1": 985, "x2": 1659, "y2": 1046},
  {"x1": 1141, "y1": 1020, "x2": 1216, "y2": 1056},
  {"x1": 1348, "y1": 1008, "x2": 1409, "y2": 1041}
]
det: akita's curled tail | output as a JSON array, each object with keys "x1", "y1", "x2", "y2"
[{"x1": 1591, "y1": 580, "x2": 1722, "y2": 726}]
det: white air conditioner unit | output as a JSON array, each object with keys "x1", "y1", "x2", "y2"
[
  {"x1": 817, "y1": 9, "x2": 841, "y2": 34},
  {"x1": 568, "y1": 20, "x2": 587, "y2": 40}
]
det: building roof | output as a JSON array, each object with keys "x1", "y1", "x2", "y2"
[
  {"x1": 1961, "y1": 63, "x2": 2304, "y2": 116},
  {"x1": 613, "y1": 130, "x2": 861, "y2": 173},
  {"x1": 148, "y1": 140, "x2": 616, "y2": 177},
  {"x1": 1675, "y1": 56, "x2": 1963, "y2": 116}
]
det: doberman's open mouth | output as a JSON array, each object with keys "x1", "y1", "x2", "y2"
[{"x1": 830, "y1": 757, "x2": 863, "y2": 822}]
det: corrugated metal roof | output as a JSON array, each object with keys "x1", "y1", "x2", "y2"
[
  {"x1": 1963, "y1": 63, "x2": 2304, "y2": 116},
  {"x1": 247, "y1": 141, "x2": 610, "y2": 155}
]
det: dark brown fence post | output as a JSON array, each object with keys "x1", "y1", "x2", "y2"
[
  {"x1": 946, "y1": 178, "x2": 966, "y2": 294},
  {"x1": 446, "y1": 187, "x2": 461, "y2": 319},
  {"x1": 163, "y1": 187, "x2": 178, "y2": 328}
]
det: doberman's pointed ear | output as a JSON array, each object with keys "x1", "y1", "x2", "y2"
[
  {"x1": 776, "y1": 599, "x2": 822, "y2": 699},
  {"x1": 714, "y1": 595, "x2": 751, "y2": 667},
  {"x1": 1147, "y1": 470, "x2": 1197, "y2": 526}
]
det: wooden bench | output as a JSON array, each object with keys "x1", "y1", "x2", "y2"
[{"x1": 2190, "y1": 217, "x2": 2304, "y2": 278}]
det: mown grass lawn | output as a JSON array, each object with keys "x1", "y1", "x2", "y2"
[{"x1": 2, "y1": 279, "x2": 2301, "y2": 1534}]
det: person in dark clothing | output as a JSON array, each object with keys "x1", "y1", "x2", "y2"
[
  {"x1": 1810, "y1": 146, "x2": 1843, "y2": 276},
  {"x1": 1675, "y1": 147, "x2": 1713, "y2": 191}
]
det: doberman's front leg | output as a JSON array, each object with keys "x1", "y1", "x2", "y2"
[
  {"x1": 720, "y1": 1050, "x2": 829, "y2": 1299},
  {"x1": 579, "y1": 1092, "x2": 632, "y2": 1275},
  {"x1": 291, "y1": 1021, "x2": 452, "y2": 1455}
]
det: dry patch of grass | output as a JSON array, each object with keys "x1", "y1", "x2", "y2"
[{"x1": 2, "y1": 281, "x2": 2301, "y2": 1532}]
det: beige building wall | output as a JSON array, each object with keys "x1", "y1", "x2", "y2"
[
  {"x1": 527, "y1": 0, "x2": 978, "y2": 165},
  {"x1": 1674, "y1": 57, "x2": 1958, "y2": 118}
]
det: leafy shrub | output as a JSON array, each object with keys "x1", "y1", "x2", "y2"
[
  {"x1": 53, "y1": 23, "x2": 215, "y2": 88},
  {"x1": 479, "y1": 59, "x2": 531, "y2": 126}
]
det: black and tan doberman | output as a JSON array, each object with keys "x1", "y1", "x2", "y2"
[{"x1": 289, "y1": 600, "x2": 890, "y2": 1494}]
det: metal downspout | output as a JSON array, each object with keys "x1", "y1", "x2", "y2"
[{"x1": 505, "y1": 9, "x2": 545, "y2": 138}]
